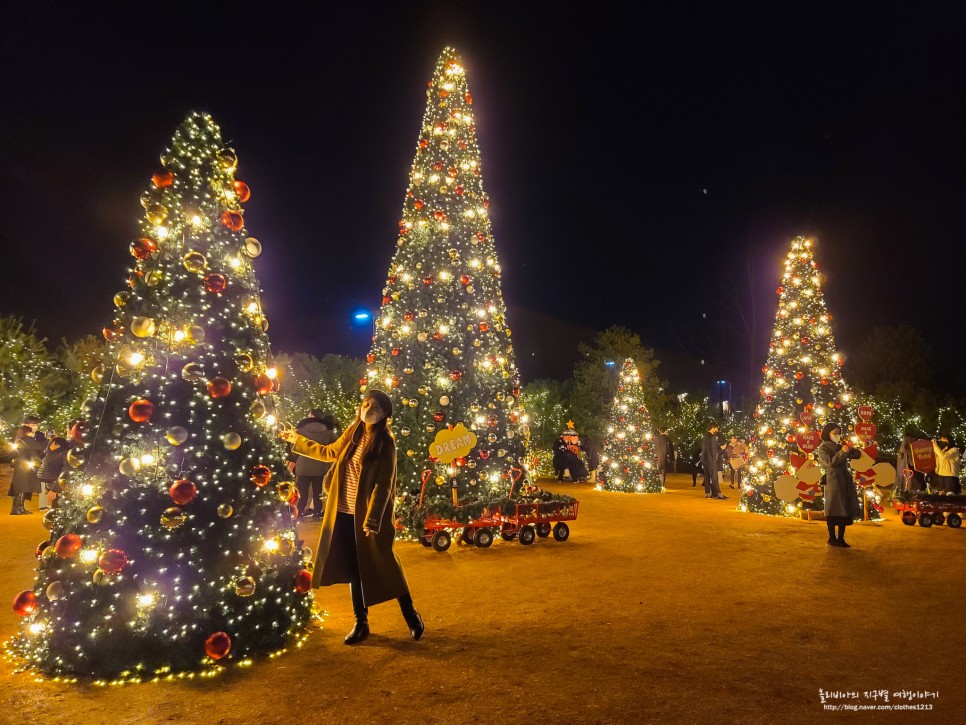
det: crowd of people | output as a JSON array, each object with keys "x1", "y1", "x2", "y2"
[{"x1": 1, "y1": 415, "x2": 83, "y2": 515}]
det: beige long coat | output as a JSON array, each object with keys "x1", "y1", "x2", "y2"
[{"x1": 292, "y1": 420, "x2": 409, "y2": 606}]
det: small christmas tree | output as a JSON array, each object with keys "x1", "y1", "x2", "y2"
[
  {"x1": 742, "y1": 237, "x2": 874, "y2": 518},
  {"x1": 9, "y1": 112, "x2": 313, "y2": 681},
  {"x1": 597, "y1": 358, "x2": 664, "y2": 493},
  {"x1": 364, "y1": 47, "x2": 532, "y2": 528}
]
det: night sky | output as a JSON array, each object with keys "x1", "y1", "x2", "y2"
[{"x1": 2, "y1": 4, "x2": 965, "y2": 401}]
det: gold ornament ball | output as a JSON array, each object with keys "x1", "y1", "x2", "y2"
[
  {"x1": 182, "y1": 251, "x2": 207, "y2": 273},
  {"x1": 408, "y1": 399, "x2": 418, "y2": 408},
  {"x1": 186, "y1": 325, "x2": 206, "y2": 344},
  {"x1": 161, "y1": 506, "x2": 186, "y2": 529},
  {"x1": 145, "y1": 269, "x2": 163, "y2": 287},
  {"x1": 113, "y1": 291, "x2": 130, "y2": 308},
  {"x1": 66, "y1": 448, "x2": 84, "y2": 468},
  {"x1": 435, "y1": 476, "x2": 446, "y2": 486},
  {"x1": 276, "y1": 482, "x2": 295, "y2": 501},
  {"x1": 417, "y1": 332, "x2": 428, "y2": 342},
  {"x1": 42, "y1": 509, "x2": 57, "y2": 531},
  {"x1": 243, "y1": 237, "x2": 262, "y2": 258},
  {"x1": 250, "y1": 400, "x2": 267, "y2": 419},
  {"x1": 42, "y1": 546, "x2": 57, "y2": 563},
  {"x1": 114, "y1": 362, "x2": 133, "y2": 378},
  {"x1": 182, "y1": 362, "x2": 204, "y2": 381},
  {"x1": 406, "y1": 449, "x2": 415, "y2": 457},
  {"x1": 279, "y1": 538, "x2": 296, "y2": 556},
  {"x1": 145, "y1": 203, "x2": 168, "y2": 225},
  {"x1": 91, "y1": 365, "x2": 105, "y2": 383},
  {"x1": 45, "y1": 581, "x2": 64, "y2": 601},
  {"x1": 234, "y1": 576, "x2": 256, "y2": 597},
  {"x1": 119, "y1": 457, "x2": 140, "y2": 477},
  {"x1": 93, "y1": 569, "x2": 112, "y2": 587},
  {"x1": 439, "y1": 396, "x2": 450, "y2": 406},
  {"x1": 166, "y1": 426, "x2": 189, "y2": 446},
  {"x1": 217, "y1": 503, "x2": 234, "y2": 518},
  {"x1": 234, "y1": 352, "x2": 254, "y2": 372},
  {"x1": 221, "y1": 432, "x2": 243, "y2": 450},
  {"x1": 131, "y1": 316, "x2": 157, "y2": 338},
  {"x1": 300, "y1": 546, "x2": 313, "y2": 562},
  {"x1": 218, "y1": 149, "x2": 237, "y2": 169},
  {"x1": 86, "y1": 506, "x2": 105, "y2": 524}
]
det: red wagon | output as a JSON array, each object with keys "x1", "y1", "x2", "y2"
[
  {"x1": 893, "y1": 494, "x2": 964, "y2": 529},
  {"x1": 498, "y1": 499, "x2": 580, "y2": 545}
]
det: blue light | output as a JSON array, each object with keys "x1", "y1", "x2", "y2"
[
  {"x1": 353, "y1": 311, "x2": 371, "y2": 321},
  {"x1": 604, "y1": 360, "x2": 615, "y2": 367}
]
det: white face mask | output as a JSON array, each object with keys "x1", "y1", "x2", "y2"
[{"x1": 830, "y1": 432, "x2": 842, "y2": 443}]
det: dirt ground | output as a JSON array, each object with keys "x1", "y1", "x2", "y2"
[{"x1": 0, "y1": 473, "x2": 962, "y2": 724}]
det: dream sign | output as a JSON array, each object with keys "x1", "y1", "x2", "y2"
[
  {"x1": 910, "y1": 439, "x2": 936, "y2": 474},
  {"x1": 428, "y1": 423, "x2": 478, "y2": 464}
]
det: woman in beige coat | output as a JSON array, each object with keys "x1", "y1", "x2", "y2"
[{"x1": 280, "y1": 390, "x2": 423, "y2": 645}]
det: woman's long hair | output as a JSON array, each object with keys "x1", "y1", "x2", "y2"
[{"x1": 360, "y1": 390, "x2": 395, "y2": 464}]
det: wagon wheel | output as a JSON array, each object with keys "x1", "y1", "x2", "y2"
[
  {"x1": 473, "y1": 528, "x2": 494, "y2": 548},
  {"x1": 519, "y1": 525, "x2": 536, "y2": 546},
  {"x1": 536, "y1": 523, "x2": 551, "y2": 538},
  {"x1": 917, "y1": 513, "x2": 933, "y2": 528},
  {"x1": 946, "y1": 513, "x2": 962, "y2": 529},
  {"x1": 500, "y1": 528, "x2": 517, "y2": 542},
  {"x1": 460, "y1": 528, "x2": 475, "y2": 545},
  {"x1": 932, "y1": 513, "x2": 945, "y2": 526},
  {"x1": 900, "y1": 511, "x2": 917, "y2": 526},
  {"x1": 431, "y1": 530, "x2": 452, "y2": 552},
  {"x1": 552, "y1": 522, "x2": 570, "y2": 541},
  {"x1": 420, "y1": 530, "x2": 433, "y2": 547}
]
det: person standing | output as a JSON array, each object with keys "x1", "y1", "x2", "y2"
[
  {"x1": 932, "y1": 435, "x2": 962, "y2": 495},
  {"x1": 654, "y1": 428, "x2": 670, "y2": 488},
  {"x1": 895, "y1": 433, "x2": 925, "y2": 492},
  {"x1": 701, "y1": 423, "x2": 728, "y2": 499},
  {"x1": 290, "y1": 409, "x2": 337, "y2": 520},
  {"x1": 280, "y1": 390, "x2": 423, "y2": 645},
  {"x1": 727, "y1": 435, "x2": 748, "y2": 489},
  {"x1": 6, "y1": 422, "x2": 46, "y2": 515},
  {"x1": 37, "y1": 419, "x2": 82, "y2": 509},
  {"x1": 583, "y1": 436, "x2": 600, "y2": 484},
  {"x1": 816, "y1": 422, "x2": 862, "y2": 547}
]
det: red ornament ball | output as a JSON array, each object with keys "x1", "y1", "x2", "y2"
[
  {"x1": 294, "y1": 570, "x2": 312, "y2": 594},
  {"x1": 102, "y1": 324, "x2": 124, "y2": 342},
  {"x1": 366, "y1": 353, "x2": 375, "y2": 364},
  {"x1": 432, "y1": 210, "x2": 446, "y2": 222},
  {"x1": 422, "y1": 276, "x2": 433, "y2": 286},
  {"x1": 233, "y1": 180, "x2": 251, "y2": 203},
  {"x1": 204, "y1": 273, "x2": 227, "y2": 293},
  {"x1": 479, "y1": 450, "x2": 490, "y2": 460},
  {"x1": 253, "y1": 374, "x2": 273, "y2": 396},
  {"x1": 414, "y1": 199, "x2": 424, "y2": 209},
  {"x1": 98, "y1": 549, "x2": 128, "y2": 574},
  {"x1": 251, "y1": 465, "x2": 272, "y2": 487},
  {"x1": 12, "y1": 590, "x2": 37, "y2": 617},
  {"x1": 55, "y1": 534, "x2": 82, "y2": 558},
  {"x1": 391, "y1": 348, "x2": 401, "y2": 357},
  {"x1": 205, "y1": 631, "x2": 232, "y2": 660},
  {"x1": 433, "y1": 411, "x2": 445, "y2": 422},
  {"x1": 460, "y1": 275, "x2": 471, "y2": 285},
  {"x1": 487, "y1": 416, "x2": 498, "y2": 427},
  {"x1": 450, "y1": 370, "x2": 462, "y2": 381},
  {"x1": 130, "y1": 237, "x2": 158, "y2": 260},
  {"x1": 128, "y1": 399, "x2": 155, "y2": 423},
  {"x1": 152, "y1": 170, "x2": 174, "y2": 188},
  {"x1": 776, "y1": 286, "x2": 784, "y2": 295},
  {"x1": 221, "y1": 210, "x2": 244, "y2": 231},
  {"x1": 170, "y1": 479, "x2": 198, "y2": 506},
  {"x1": 207, "y1": 377, "x2": 232, "y2": 399},
  {"x1": 794, "y1": 371, "x2": 804, "y2": 380},
  {"x1": 820, "y1": 378, "x2": 829, "y2": 386},
  {"x1": 479, "y1": 322, "x2": 489, "y2": 332},
  {"x1": 454, "y1": 456, "x2": 467, "y2": 467}
]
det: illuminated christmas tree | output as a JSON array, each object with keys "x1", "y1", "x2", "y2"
[
  {"x1": 597, "y1": 358, "x2": 664, "y2": 493},
  {"x1": 9, "y1": 113, "x2": 314, "y2": 680},
  {"x1": 742, "y1": 237, "x2": 865, "y2": 517},
  {"x1": 365, "y1": 47, "x2": 531, "y2": 527}
]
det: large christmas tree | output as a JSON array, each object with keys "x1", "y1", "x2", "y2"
[
  {"x1": 742, "y1": 236, "x2": 876, "y2": 519},
  {"x1": 364, "y1": 47, "x2": 531, "y2": 527},
  {"x1": 597, "y1": 358, "x2": 664, "y2": 493},
  {"x1": 9, "y1": 113, "x2": 313, "y2": 681}
]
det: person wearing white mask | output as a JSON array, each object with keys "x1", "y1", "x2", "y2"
[{"x1": 816, "y1": 422, "x2": 863, "y2": 547}]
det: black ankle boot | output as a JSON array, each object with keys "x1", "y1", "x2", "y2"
[
  {"x1": 401, "y1": 604, "x2": 424, "y2": 641},
  {"x1": 344, "y1": 617, "x2": 370, "y2": 645}
]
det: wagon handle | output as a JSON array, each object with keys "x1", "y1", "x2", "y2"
[
  {"x1": 419, "y1": 469, "x2": 432, "y2": 508},
  {"x1": 508, "y1": 466, "x2": 524, "y2": 497}
]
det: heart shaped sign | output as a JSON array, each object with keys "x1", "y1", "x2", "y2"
[
  {"x1": 855, "y1": 422, "x2": 877, "y2": 443},
  {"x1": 796, "y1": 431, "x2": 821, "y2": 453},
  {"x1": 857, "y1": 405, "x2": 875, "y2": 422},
  {"x1": 800, "y1": 410, "x2": 814, "y2": 426}
]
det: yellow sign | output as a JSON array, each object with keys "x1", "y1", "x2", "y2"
[{"x1": 428, "y1": 423, "x2": 478, "y2": 463}]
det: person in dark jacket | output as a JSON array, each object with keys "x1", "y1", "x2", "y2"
[
  {"x1": 701, "y1": 423, "x2": 728, "y2": 499},
  {"x1": 280, "y1": 390, "x2": 423, "y2": 646},
  {"x1": 816, "y1": 422, "x2": 863, "y2": 547},
  {"x1": 583, "y1": 436, "x2": 600, "y2": 484},
  {"x1": 37, "y1": 418, "x2": 82, "y2": 508},
  {"x1": 289, "y1": 409, "x2": 337, "y2": 520},
  {"x1": 654, "y1": 429, "x2": 670, "y2": 487},
  {"x1": 6, "y1": 423, "x2": 46, "y2": 515},
  {"x1": 690, "y1": 447, "x2": 703, "y2": 487},
  {"x1": 894, "y1": 433, "x2": 925, "y2": 492}
]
